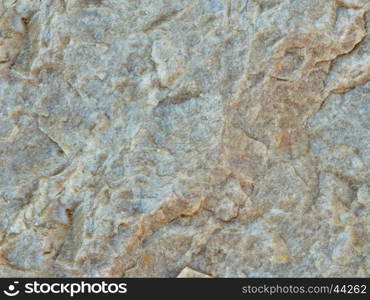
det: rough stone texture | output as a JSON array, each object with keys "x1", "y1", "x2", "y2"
[{"x1": 0, "y1": 0, "x2": 369, "y2": 277}]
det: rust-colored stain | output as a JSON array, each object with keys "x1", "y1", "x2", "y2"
[
  {"x1": 141, "y1": 255, "x2": 151, "y2": 265},
  {"x1": 278, "y1": 134, "x2": 292, "y2": 149}
]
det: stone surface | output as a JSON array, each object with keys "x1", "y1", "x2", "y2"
[
  {"x1": 0, "y1": 0, "x2": 369, "y2": 277},
  {"x1": 177, "y1": 267, "x2": 212, "y2": 278}
]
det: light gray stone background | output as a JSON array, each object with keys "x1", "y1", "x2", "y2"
[{"x1": 0, "y1": 0, "x2": 369, "y2": 277}]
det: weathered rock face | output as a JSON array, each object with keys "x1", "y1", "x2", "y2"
[{"x1": 0, "y1": 0, "x2": 369, "y2": 277}]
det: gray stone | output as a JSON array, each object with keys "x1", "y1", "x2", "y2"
[{"x1": 0, "y1": 0, "x2": 369, "y2": 277}]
